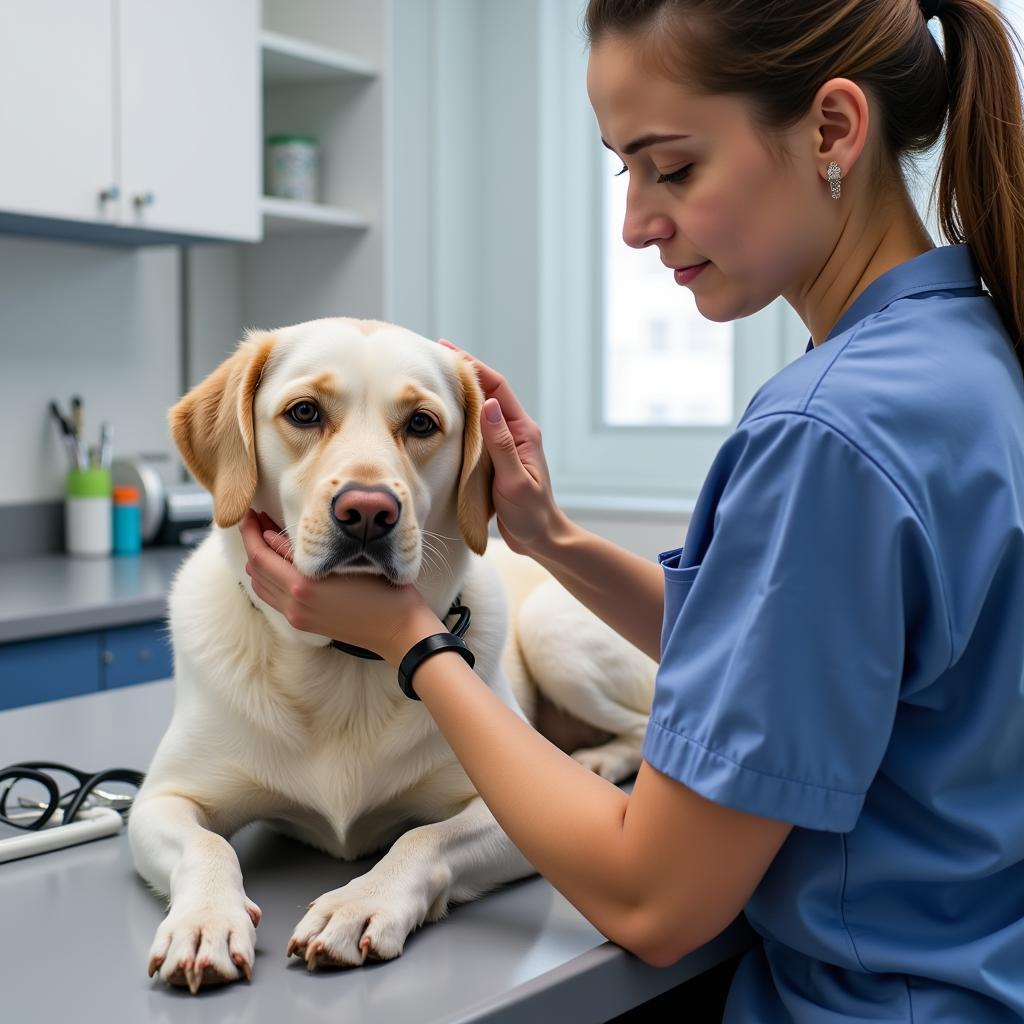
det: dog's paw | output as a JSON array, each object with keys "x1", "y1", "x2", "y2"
[
  {"x1": 147, "y1": 896, "x2": 261, "y2": 994},
  {"x1": 287, "y1": 881, "x2": 421, "y2": 970}
]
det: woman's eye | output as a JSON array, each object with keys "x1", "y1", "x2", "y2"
[
  {"x1": 407, "y1": 412, "x2": 438, "y2": 436},
  {"x1": 287, "y1": 401, "x2": 321, "y2": 426},
  {"x1": 656, "y1": 164, "x2": 693, "y2": 185},
  {"x1": 614, "y1": 163, "x2": 628, "y2": 177}
]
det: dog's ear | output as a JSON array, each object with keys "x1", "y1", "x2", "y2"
[
  {"x1": 169, "y1": 332, "x2": 276, "y2": 528},
  {"x1": 454, "y1": 356, "x2": 494, "y2": 555}
]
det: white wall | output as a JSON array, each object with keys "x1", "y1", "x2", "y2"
[
  {"x1": 0, "y1": 0, "x2": 688, "y2": 558},
  {"x1": 0, "y1": 236, "x2": 183, "y2": 504}
]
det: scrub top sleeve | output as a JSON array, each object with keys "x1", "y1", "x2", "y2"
[{"x1": 644, "y1": 413, "x2": 949, "y2": 832}]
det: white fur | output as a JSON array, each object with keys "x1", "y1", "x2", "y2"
[{"x1": 128, "y1": 318, "x2": 656, "y2": 992}]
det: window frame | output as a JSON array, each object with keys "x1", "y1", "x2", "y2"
[{"x1": 536, "y1": 0, "x2": 807, "y2": 512}]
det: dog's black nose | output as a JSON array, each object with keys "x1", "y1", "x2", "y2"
[{"x1": 332, "y1": 485, "x2": 401, "y2": 543}]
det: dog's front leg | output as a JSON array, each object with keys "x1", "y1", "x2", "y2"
[
  {"x1": 288, "y1": 795, "x2": 534, "y2": 969},
  {"x1": 128, "y1": 792, "x2": 261, "y2": 993}
]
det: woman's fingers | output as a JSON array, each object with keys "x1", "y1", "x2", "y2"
[
  {"x1": 479, "y1": 398, "x2": 533, "y2": 485},
  {"x1": 246, "y1": 509, "x2": 296, "y2": 562},
  {"x1": 266, "y1": 531, "x2": 294, "y2": 560},
  {"x1": 240, "y1": 510, "x2": 300, "y2": 595}
]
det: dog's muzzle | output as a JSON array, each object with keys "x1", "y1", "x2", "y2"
[
  {"x1": 332, "y1": 484, "x2": 401, "y2": 543},
  {"x1": 317, "y1": 483, "x2": 404, "y2": 577}
]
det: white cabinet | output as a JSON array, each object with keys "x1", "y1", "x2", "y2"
[
  {"x1": 0, "y1": 0, "x2": 117, "y2": 225},
  {"x1": 0, "y1": 0, "x2": 259, "y2": 243},
  {"x1": 119, "y1": 0, "x2": 259, "y2": 241}
]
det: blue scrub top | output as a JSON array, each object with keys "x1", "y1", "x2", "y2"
[{"x1": 644, "y1": 244, "x2": 1024, "y2": 1021}]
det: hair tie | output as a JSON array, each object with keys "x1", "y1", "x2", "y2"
[{"x1": 919, "y1": 0, "x2": 943, "y2": 19}]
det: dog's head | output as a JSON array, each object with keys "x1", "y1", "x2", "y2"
[{"x1": 169, "y1": 318, "x2": 493, "y2": 585}]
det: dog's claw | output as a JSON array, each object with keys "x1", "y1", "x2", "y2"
[
  {"x1": 305, "y1": 944, "x2": 321, "y2": 972},
  {"x1": 233, "y1": 953, "x2": 253, "y2": 982},
  {"x1": 147, "y1": 900, "x2": 257, "y2": 992},
  {"x1": 246, "y1": 899, "x2": 262, "y2": 928}
]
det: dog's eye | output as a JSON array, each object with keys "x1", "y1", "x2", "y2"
[
  {"x1": 407, "y1": 412, "x2": 438, "y2": 437},
  {"x1": 287, "y1": 401, "x2": 321, "y2": 426}
]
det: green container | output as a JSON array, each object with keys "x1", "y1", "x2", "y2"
[{"x1": 66, "y1": 467, "x2": 112, "y2": 498}]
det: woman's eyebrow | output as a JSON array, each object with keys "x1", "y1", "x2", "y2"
[{"x1": 601, "y1": 133, "x2": 691, "y2": 156}]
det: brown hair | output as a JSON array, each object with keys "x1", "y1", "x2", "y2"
[{"x1": 585, "y1": 0, "x2": 1024, "y2": 372}]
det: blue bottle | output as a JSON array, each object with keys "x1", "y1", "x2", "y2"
[{"x1": 112, "y1": 485, "x2": 143, "y2": 556}]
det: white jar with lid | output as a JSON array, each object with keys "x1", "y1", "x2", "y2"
[{"x1": 267, "y1": 135, "x2": 319, "y2": 202}]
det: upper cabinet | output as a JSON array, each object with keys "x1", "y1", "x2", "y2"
[
  {"x1": 118, "y1": 0, "x2": 260, "y2": 241},
  {"x1": 0, "y1": 0, "x2": 117, "y2": 227},
  {"x1": 0, "y1": 0, "x2": 259, "y2": 244}
]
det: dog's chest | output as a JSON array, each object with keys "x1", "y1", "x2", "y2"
[
  {"x1": 170, "y1": 539, "x2": 486, "y2": 858},
  {"x1": 256, "y1": 727, "x2": 461, "y2": 858},
  {"x1": 240, "y1": 653, "x2": 464, "y2": 857}
]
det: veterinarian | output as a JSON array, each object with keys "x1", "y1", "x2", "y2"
[{"x1": 240, "y1": 0, "x2": 1024, "y2": 1019}]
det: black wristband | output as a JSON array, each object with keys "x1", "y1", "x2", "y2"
[{"x1": 397, "y1": 632, "x2": 475, "y2": 700}]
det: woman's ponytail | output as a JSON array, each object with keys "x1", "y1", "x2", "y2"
[{"x1": 936, "y1": 1, "x2": 1024, "y2": 372}]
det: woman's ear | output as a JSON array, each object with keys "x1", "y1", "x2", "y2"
[
  {"x1": 812, "y1": 77, "x2": 870, "y2": 184},
  {"x1": 168, "y1": 331, "x2": 276, "y2": 528},
  {"x1": 453, "y1": 355, "x2": 495, "y2": 554}
]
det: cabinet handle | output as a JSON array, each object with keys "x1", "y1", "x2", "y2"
[
  {"x1": 133, "y1": 191, "x2": 156, "y2": 208},
  {"x1": 98, "y1": 186, "x2": 120, "y2": 203}
]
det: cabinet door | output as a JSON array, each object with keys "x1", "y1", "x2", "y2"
[
  {"x1": 118, "y1": 0, "x2": 260, "y2": 241},
  {"x1": 101, "y1": 621, "x2": 173, "y2": 691},
  {"x1": 0, "y1": 632, "x2": 103, "y2": 711},
  {"x1": 0, "y1": 0, "x2": 118, "y2": 224}
]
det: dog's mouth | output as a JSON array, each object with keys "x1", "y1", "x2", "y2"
[{"x1": 314, "y1": 543, "x2": 403, "y2": 583}]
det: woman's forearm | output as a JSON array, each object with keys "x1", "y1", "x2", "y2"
[
  {"x1": 410, "y1": 648, "x2": 647, "y2": 949},
  {"x1": 528, "y1": 513, "x2": 665, "y2": 662}
]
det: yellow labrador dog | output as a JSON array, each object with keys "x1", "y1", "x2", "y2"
[{"x1": 128, "y1": 317, "x2": 655, "y2": 993}]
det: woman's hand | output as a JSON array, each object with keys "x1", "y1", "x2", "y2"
[
  {"x1": 439, "y1": 339, "x2": 568, "y2": 558},
  {"x1": 238, "y1": 510, "x2": 443, "y2": 667}
]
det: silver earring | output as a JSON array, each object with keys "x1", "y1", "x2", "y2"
[{"x1": 827, "y1": 161, "x2": 842, "y2": 201}]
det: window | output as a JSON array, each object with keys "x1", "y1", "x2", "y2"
[
  {"x1": 538, "y1": 0, "x2": 800, "y2": 511},
  {"x1": 603, "y1": 150, "x2": 735, "y2": 428}
]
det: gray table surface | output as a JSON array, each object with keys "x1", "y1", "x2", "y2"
[
  {"x1": 0, "y1": 546, "x2": 190, "y2": 643},
  {"x1": 0, "y1": 680, "x2": 754, "y2": 1023}
]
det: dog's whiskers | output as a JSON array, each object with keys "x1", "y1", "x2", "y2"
[
  {"x1": 420, "y1": 544, "x2": 449, "y2": 579},
  {"x1": 422, "y1": 528, "x2": 460, "y2": 543},
  {"x1": 421, "y1": 530, "x2": 457, "y2": 565},
  {"x1": 420, "y1": 538, "x2": 454, "y2": 580}
]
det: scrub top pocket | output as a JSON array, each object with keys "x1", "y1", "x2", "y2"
[{"x1": 658, "y1": 546, "x2": 702, "y2": 654}]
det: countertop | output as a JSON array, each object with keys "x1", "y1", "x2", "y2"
[
  {"x1": 0, "y1": 681, "x2": 755, "y2": 1022},
  {"x1": 0, "y1": 545, "x2": 191, "y2": 643}
]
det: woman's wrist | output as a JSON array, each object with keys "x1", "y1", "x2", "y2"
[
  {"x1": 529, "y1": 507, "x2": 579, "y2": 573},
  {"x1": 385, "y1": 608, "x2": 448, "y2": 669}
]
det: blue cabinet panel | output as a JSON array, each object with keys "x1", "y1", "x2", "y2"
[
  {"x1": 102, "y1": 621, "x2": 173, "y2": 690},
  {"x1": 0, "y1": 631, "x2": 103, "y2": 711}
]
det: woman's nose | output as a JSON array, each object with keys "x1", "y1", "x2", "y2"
[{"x1": 622, "y1": 203, "x2": 675, "y2": 250}]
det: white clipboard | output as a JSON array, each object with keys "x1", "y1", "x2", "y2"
[{"x1": 0, "y1": 806, "x2": 124, "y2": 864}]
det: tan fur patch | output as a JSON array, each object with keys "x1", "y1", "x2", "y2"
[
  {"x1": 169, "y1": 333, "x2": 276, "y2": 527},
  {"x1": 454, "y1": 357, "x2": 494, "y2": 554},
  {"x1": 353, "y1": 319, "x2": 388, "y2": 336}
]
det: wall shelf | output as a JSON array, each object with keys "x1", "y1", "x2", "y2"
[
  {"x1": 260, "y1": 195, "x2": 369, "y2": 235},
  {"x1": 260, "y1": 29, "x2": 376, "y2": 85}
]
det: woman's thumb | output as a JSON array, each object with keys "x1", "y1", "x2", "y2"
[{"x1": 480, "y1": 399, "x2": 522, "y2": 473}]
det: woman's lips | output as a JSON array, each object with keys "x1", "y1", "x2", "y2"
[{"x1": 674, "y1": 261, "x2": 711, "y2": 285}]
